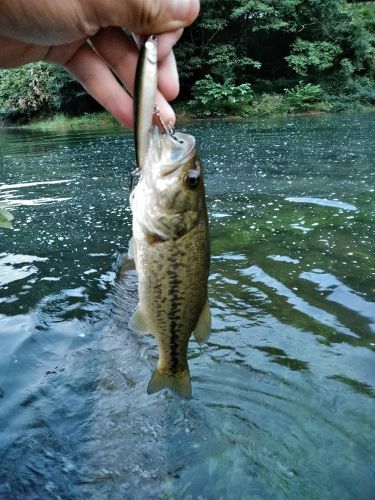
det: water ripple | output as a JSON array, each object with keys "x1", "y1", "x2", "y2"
[
  {"x1": 241, "y1": 265, "x2": 358, "y2": 338},
  {"x1": 0, "y1": 117, "x2": 374, "y2": 499},
  {"x1": 301, "y1": 270, "x2": 375, "y2": 333},
  {"x1": 286, "y1": 196, "x2": 358, "y2": 211}
]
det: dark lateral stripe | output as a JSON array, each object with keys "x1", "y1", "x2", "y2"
[{"x1": 168, "y1": 264, "x2": 180, "y2": 374}]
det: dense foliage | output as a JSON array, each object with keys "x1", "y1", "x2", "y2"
[
  {"x1": 178, "y1": 0, "x2": 375, "y2": 114},
  {"x1": 0, "y1": 63, "x2": 99, "y2": 123},
  {"x1": 1, "y1": 0, "x2": 375, "y2": 122}
]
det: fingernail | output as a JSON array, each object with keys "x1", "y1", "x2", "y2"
[{"x1": 171, "y1": 0, "x2": 200, "y2": 22}]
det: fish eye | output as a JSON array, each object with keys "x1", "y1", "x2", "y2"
[{"x1": 186, "y1": 170, "x2": 200, "y2": 188}]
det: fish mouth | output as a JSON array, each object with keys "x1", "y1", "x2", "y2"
[
  {"x1": 147, "y1": 127, "x2": 196, "y2": 176},
  {"x1": 160, "y1": 159, "x2": 189, "y2": 177}
]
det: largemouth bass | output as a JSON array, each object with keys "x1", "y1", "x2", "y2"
[{"x1": 129, "y1": 126, "x2": 211, "y2": 398}]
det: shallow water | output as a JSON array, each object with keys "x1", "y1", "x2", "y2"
[{"x1": 0, "y1": 115, "x2": 374, "y2": 499}]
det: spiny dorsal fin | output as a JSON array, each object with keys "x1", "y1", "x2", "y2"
[
  {"x1": 193, "y1": 299, "x2": 211, "y2": 345},
  {"x1": 147, "y1": 368, "x2": 192, "y2": 399}
]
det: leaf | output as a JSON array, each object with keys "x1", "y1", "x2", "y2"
[
  {"x1": 0, "y1": 207, "x2": 14, "y2": 229},
  {"x1": 286, "y1": 39, "x2": 342, "y2": 76}
]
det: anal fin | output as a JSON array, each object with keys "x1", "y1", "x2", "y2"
[
  {"x1": 129, "y1": 305, "x2": 151, "y2": 334},
  {"x1": 193, "y1": 299, "x2": 211, "y2": 344}
]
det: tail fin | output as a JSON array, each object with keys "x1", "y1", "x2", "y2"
[{"x1": 147, "y1": 368, "x2": 192, "y2": 399}]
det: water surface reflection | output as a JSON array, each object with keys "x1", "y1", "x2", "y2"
[{"x1": 0, "y1": 115, "x2": 374, "y2": 499}]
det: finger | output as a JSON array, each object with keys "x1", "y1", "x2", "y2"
[
  {"x1": 0, "y1": 36, "x2": 48, "y2": 68},
  {"x1": 158, "y1": 50, "x2": 179, "y2": 101},
  {"x1": 0, "y1": 0, "x2": 199, "y2": 47},
  {"x1": 132, "y1": 29, "x2": 183, "y2": 61},
  {"x1": 132, "y1": 30, "x2": 182, "y2": 102},
  {"x1": 91, "y1": 28, "x2": 138, "y2": 93},
  {"x1": 91, "y1": 0, "x2": 200, "y2": 35},
  {"x1": 63, "y1": 42, "x2": 134, "y2": 127},
  {"x1": 157, "y1": 30, "x2": 184, "y2": 61},
  {"x1": 129, "y1": 31, "x2": 181, "y2": 100},
  {"x1": 91, "y1": 28, "x2": 175, "y2": 123}
]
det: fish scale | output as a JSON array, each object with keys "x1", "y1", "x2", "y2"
[
  {"x1": 129, "y1": 128, "x2": 211, "y2": 398},
  {"x1": 142, "y1": 224, "x2": 208, "y2": 371}
]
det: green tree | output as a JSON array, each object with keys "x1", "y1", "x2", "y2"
[
  {"x1": 179, "y1": 0, "x2": 375, "y2": 110},
  {"x1": 0, "y1": 62, "x2": 95, "y2": 123},
  {"x1": 189, "y1": 74, "x2": 253, "y2": 115},
  {"x1": 1, "y1": 0, "x2": 375, "y2": 122},
  {"x1": 286, "y1": 39, "x2": 342, "y2": 76}
]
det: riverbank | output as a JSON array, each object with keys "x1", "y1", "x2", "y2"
[
  {"x1": 2, "y1": 100, "x2": 374, "y2": 131},
  {"x1": 20, "y1": 112, "x2": 123, "y2": 131}
]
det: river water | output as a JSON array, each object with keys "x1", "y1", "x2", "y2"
[{"x1": 0, "y1": 114, "x2": 374, "y2": 499}]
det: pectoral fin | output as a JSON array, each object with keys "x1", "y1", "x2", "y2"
[
  {"x1": 129, "y1": 305, "x2": 151, "y2": 334},
  {"x1": 193, "y1": 299, "x2": 211, "y2": 345},
  {"x1": 147, "y1": 368, "x2": 192, "y2": 399}
]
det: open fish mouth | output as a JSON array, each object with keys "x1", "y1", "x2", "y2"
[{"x1": 146, "y1": 127, "x2": 197, "y2": 175}]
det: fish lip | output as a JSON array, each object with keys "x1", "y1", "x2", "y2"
[
  {"x1": 160, "y1": 148, "x2": 196, "y2": 176},
  {"x1": 151, "y1": 131, "x2": 196, "y2": 177}
]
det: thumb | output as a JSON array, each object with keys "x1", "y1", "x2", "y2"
[{"x1": 93, "y1": 0, "x2": 200, "y2": 34}]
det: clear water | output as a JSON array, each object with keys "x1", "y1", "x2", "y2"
[{"x1": 0, "y1": 115, "x2": 374, "y2": 499}]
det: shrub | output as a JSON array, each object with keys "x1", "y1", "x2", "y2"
[
  {"x1": 0, "y1": 63, "x2": 61, "y2": 121},
  {"x1": 0, "y1": 62, "x2": 88, "y2": 123},
  {"x1": 189, "y1": 75, "x2": 253, "y2": 116},
  {"x1": 284, "y1": 82, "x2": 324, "y2": 111},
  {"x1": 324, "y1": 76, "x2": 375, "y2": 111},
  {"x1": 251, "y1": 93, "x2": 288, "y2": 116}
]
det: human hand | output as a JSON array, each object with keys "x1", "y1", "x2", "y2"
[{"x1": 0, "y1": 0, "x2": 200, "y2": 127}]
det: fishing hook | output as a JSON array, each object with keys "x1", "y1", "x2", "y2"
[{"x1": 154, "y1": 106, "x2": 184, "y2": 144}]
